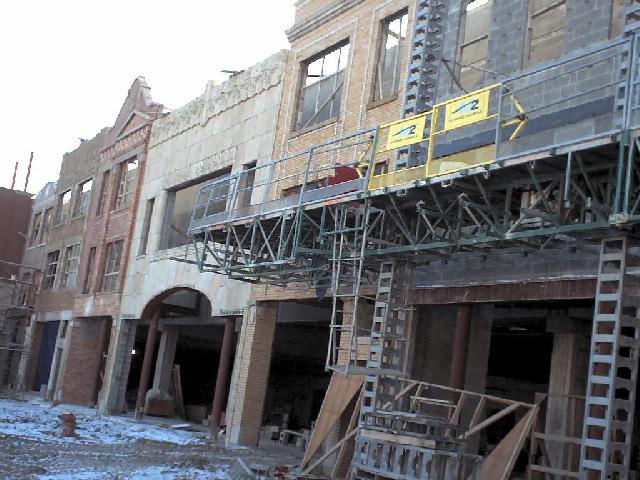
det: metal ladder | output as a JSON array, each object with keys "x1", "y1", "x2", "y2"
[
  {"x1": 360, "y1": 260, "x2": 413, "y2": 422},
  {"x1": 326, "y1": 200, "x2": 373, "y2": 374},
  {"x1": 396, "y1": 0, "x2": 448, "y2": 169},
  {"x1": 579, "y1": 237, "x2": 640, "y2": 479}
]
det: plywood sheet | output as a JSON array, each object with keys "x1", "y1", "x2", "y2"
[{"x1": 301, "y1": 373, "x2": 363, "y2": 468}]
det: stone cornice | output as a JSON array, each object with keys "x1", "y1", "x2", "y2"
[{"x1": 286, "y1": 0, "x2": 365, "y2": 42}]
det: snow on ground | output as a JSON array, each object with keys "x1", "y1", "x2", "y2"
[
  {"x1": 36, "y1": 466, "x2": 229, "y2": 480},
  {"x1": 0, "y1": 397, "x2": 206, "y2": 446},
  {"x1": 0, "y1": 396, "x2": 303, "y2": 479}
]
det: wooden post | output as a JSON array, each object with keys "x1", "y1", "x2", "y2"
[
  {"x1": 210, "y1": 317, "x2": 235, "y2": 439},
  {"x1": 134, "y1": 309, "x2": 160, "y2": 420}
]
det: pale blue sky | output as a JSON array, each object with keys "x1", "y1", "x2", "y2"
[{"x1": 0, "y1": 1, "x2": 294, "y2": 194}]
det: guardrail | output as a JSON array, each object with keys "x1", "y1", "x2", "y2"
[{"x1": 190, "y1": 34, "x2": 637, "y2": 234}]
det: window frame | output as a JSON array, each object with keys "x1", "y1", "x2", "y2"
[
  {"x1": 455, "y1": 0, "x2": 493, "y2": 91},
  {"x1": 30, "y1": 211, "x2": 42, "y2": 246},
  {"x1": 524, "y1": 0, "x2": 567, "y2": 67},
  {"x1": 56, "y1": 190, "x2": 72, "y2": 225},
  {"x1": 372, "y1": 9, "x2": 409, "y2": 104},
  {"x1": 295, "y1": 40, "x2": 350, "y2": 131},
  {"x1": 72, "y1": 179, "x2": 93, "y2": 218},
  {"x1": 115, "y1": 158, "x2": 138, "y2": 211},
  {"x1": 59, "y1": 244, "x2": 81, "y2": 289},
  {"x1": 43, "y1": 250, "x2": 60, "y2": 290},
  {"x1": 41, "y1": 207, "x2": 54, "y2": 243},
  {"x1": 102, "y1": 240, "x2": 124, "y2": 293}
]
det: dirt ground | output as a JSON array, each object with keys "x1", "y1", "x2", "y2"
[{"x1": 0, "y1": 395, "x2": 304, "y2": 479}]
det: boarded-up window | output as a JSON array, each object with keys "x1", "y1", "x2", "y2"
[
  {"x1": 102, "y1": 240, "x2": 123, "y2": 292},
  {"x1": 526, "y1": 0, "x2": 566, "y2": 65},
  {"x1": 30, "y1": 212, "x2": 42, "y2": 245},
  {"x1": 297, "y1": 42, "x2": 350, "y2": 130},
  {"x1": 373, "y1": 10, "x2": 408, "y2": 101},
  {"x1": 60, "y1": 244, "x2": 80, "y2": 289},
  {"x1": 457, "y1": 0, "x2": 492, "y2": 90},
  {"x1": 115, "y1": 158, "x2": 137, "y2": 210},
  {"x1": 83, "y1": 247, "x2": 96, "y2": 294},
  {"x1": 43, "y1": 250, "x2": 60, "y2": 289},
  {"x1": 56, "y1": 190, "x2": 72, "y2": 224},
  {"x1": 73, "y1": 179, "x2": 93, "y2": 217}
]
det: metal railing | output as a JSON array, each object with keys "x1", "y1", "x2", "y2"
[
  {"x1": 189, "y1": 34, "x2": 639, "y2": 234},
  {"x1": 188, "y1": 128, "x2": 378, "y2": 234}
]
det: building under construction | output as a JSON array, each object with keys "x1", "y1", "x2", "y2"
[{"x1": 184, "y1": 0, "x2": 640, "y2": 478}]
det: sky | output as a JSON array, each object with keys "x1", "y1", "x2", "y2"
[{"x1": 0, "y1": 1, "x2": 295, "y2": 194}]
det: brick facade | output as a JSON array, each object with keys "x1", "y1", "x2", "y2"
[
  {"x1": 226, "y1": 302, "x2": 277, "y2": 446},
  {"x1": 61, "y1": 78, "x2": 162, "y2": 406}
]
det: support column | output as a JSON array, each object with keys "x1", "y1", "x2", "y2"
[
  {"x1": 99, "y1": 316, "x2": 137, "y2": 414},
  {"x1": 145, "y1": 324, "x2": 178, "y2": 416},
  {"x1": 210, "y1": 317, "x2": 236, "y2": 439},
  {"x1": 449, "y1": 305, "x2": 471, "y2": 390},
  {"x1": 135, "y1": 309, "x2": 160, "y2": 420},
  {"x1": 546, "y1": 314, "x2": 589, "y2": 472},
  {"x1": 226, "y1": 302, "x2": 277, "y2": 447}
]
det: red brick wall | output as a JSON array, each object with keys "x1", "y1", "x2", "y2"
[
  {"x1": 0, "y1": 188, "x2": 32, "y2": 270},
  {"x1": 59, "y1": 318, "x2": 107, "y2": 405}
]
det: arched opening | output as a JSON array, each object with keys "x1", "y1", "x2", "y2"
[{"x1": 123, "y1": 287, "x2": 237, "y2": 426}]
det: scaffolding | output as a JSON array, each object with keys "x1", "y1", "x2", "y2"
[
  {"x1": 185, "y1": 1, "x2": 640, "y2": 478},
  {"x1": 0, "y1": 260, "x2": 40, "y2": 391}
]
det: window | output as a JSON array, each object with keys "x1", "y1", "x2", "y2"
[
  {"x1": 526, "y1": 0, "x2": 566, "y2": 65},
  {"x1": 96, "y1": 170, "x2": 110, "y2": 216},
  {"x1": 73, "y1": 179, "x2": 93, "y2": 217},
  {"x1": 42, "y1": 207, "x2": 53, "y2": 242},
  {"x1": 457, "y1": 0, "x2": 492, "y2": 90},
  {"x1": 162, "y1": 170, "x2": 230, "y2": 250},
  {"x1": 82, "y1": 247, "x2": 96, "y2": 294},
  {"x1": 138, "y1": 198, "x2": 155, "y2": 255},
  {"x1": 30, "y1": 212, "x2": 42, "y2": 245},
  {"x1": 297, "y1": 42, "x2": 350, "y2": 130},
  {"x1": 57, "y1": 190, "x2": 72, "y2": 224},
  {"x1": 373, "y1": 10, "x2": 408, "y2": 102},
  {"x1": 60, "y1": 244, "x2": 80, "y2": 289},
  {"x1": 43, "y1": 250, "x2": 60, "y2": 289},
  {"x1": 102, "y1": 240, "x2": 124, "y2": 292},
  {"x1": 237, "y1": 162, "x2": 257, "y2": 208},
  {"x1": 115, "y1": 158, "x2": 138, "y2": 210}
]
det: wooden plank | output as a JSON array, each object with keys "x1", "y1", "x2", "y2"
[
  {"x1": 469, "y1": 397, "x2": 486, "y2": 429},
  {"x1": 331, "y1": 392, "x2": 361, "y2": 479},
  {"x1": 360, "y1": 428, "x2": 437, "y2": 449},
  {"x1": 533, "y1": 432, "x2": 582, "y2": 445},
  {"x1": 462, "y1": 402, "x2": 521, "y2": 439},
  {"x1": 302, "y1": 428, "x2": 357, "y2": 475},
  {"x1": 529, "y1": 464, "x2": 579, "y2": 478},
  {"x1": 479, "y1": 406, "x2": 537, "y2": 480},
  {"x1": 301, "y1": 373, "x2": 363, "y2": 468},
  {"x1": 382, "y1": 381, "x2": 417, "y2": 409}
]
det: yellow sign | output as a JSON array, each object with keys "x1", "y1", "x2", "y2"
[
  {"x1": 444, "y1": 89, "x2": 490, "y2": 130},
  {"x1": 384, "y1": 115, "x2": 427, "y2": 151}
]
